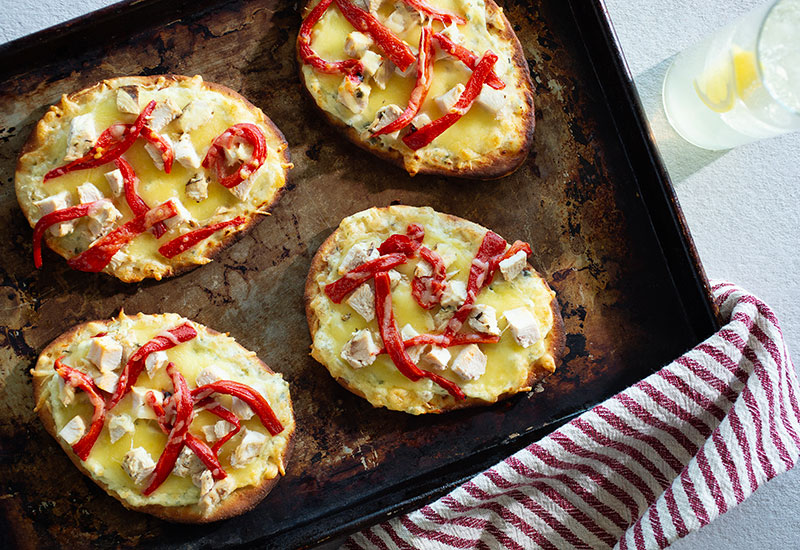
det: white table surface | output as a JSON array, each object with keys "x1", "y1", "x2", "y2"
[{"x1": 3, "y1": 0, "x2": 798, "y2": 547}]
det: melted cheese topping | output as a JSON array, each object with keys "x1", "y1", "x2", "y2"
[
  {"x1": 16, "y1": 76, "x2": 290, "y2": 281},
  {"x1": 308, "y1": 206, "x2": 557, "y2": 414},
  {"x1": 34, "y1": 313, "x2": 294, "y2": 510},
  {"x1": 300, "y1": 0, "x2": 531, "y2": 175}
]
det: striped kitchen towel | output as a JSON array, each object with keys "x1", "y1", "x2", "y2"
[{"x1": 346, "y1": 282, "x2": 800, "y2": 549}]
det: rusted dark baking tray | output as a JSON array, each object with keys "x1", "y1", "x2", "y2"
[{"x1": 0, "y1": 0, "x2": 720, "y2": 547}]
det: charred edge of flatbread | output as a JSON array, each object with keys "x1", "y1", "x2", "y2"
[
  {"x1": 303, "y1": 205, "x2": 564, "y2": 413},
  {"x1": 296, "y1": 0, "x2": 535, "y2": 180},
  {"x1": 32, "y1": 315, "x2": 295, "y2": 523},
  {"x1": 16, "y1": 75, "x2": 292, "y2": 283}
]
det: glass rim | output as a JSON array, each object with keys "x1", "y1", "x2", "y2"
[{"x1": 756, "y1": 0, "x2": 800, "y2": 116}]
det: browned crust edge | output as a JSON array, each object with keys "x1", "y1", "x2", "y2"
[
  {"x1": 295, "y1": 0, "x2": 535, "y2": 180},
  {"x1": 16, "y1": 75, "x2": 292, "y2": 283},
  {"x1": 32, "y1": 314, "x2": 295, "y2": 523},
  {"x1": 303, "y1": 205, "x2": 564, "y2": 414}
]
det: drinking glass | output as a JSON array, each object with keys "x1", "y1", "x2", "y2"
[{"x1": 662, "y1": 0, "x2": 800, "y2": 150}]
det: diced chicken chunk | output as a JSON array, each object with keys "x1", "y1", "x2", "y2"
[
  {"x1": 87, "y1": 335, "x2": 123, "y2": 372},
  {"x1": 65, "y1": 113, "x2": 97, "y2": 162},
  {"x1": 173, "y1": 446, "x2": 205, "y2": 477},
  {"x1": 223, "y1": 140, "x2": 253, "y2": 166},
  {"x1": 104, "y1": 169, "x2": 125, "y2": 197},
  {"x1": 174, "y1": 133, "x2": 202, "y2": 170},
  {"x1": 338, "y1": 78, "x2": 371, "y2": 114},
  {"x1": 144, "y1": 136, "x2": 172, "y2": 172},
  {"x1": 411, "y1": 112, "x2": 432, "y2": 130},
  {"x1": 108, "y1": 414, "x2": 135, "y2": 443},
  {"x1": 338, "y1": 241, "x2": 379, "y2": 274},
  {"x1": 346, "y1": 283, "x2": 375, "y2": 322},
  {"x1": 476, "y1": 85, "x2": 507, "y2": 117},
  {"x1": 162, "y1": 199, "x2": 194, "y2": 230},
  {"x1": 420, "y1": 346, "x2": 451, "y2": 371},
  {"x1": 503, "y1": 308, "x2": 541, "y2": 348},
  {"x1": 368, "y1": 104, "x2": 403, "y2": 139},
  {"x1": 414, "y1": 260, "x2": 433, "y2": 278},
  {"x1": 360, "y1": 51, "x2": 383, "y2": 78},
  {"x1": 58, "y1": 415, "x2": 86, "y2": 445},
  {"x1": 499, "y1": 250, "x2": 527, "y2": 281},
  {"x1": 433, "y1": 242, "x2": 458, "y2": 268},
  {"x1": 468, "y1": 304, "x2": 501, "y2": 336},
  {"x1": 57, "y1": 376, "x2": 75, "y2": 407},
  {"x1": 344, "y1": 31, "x2": 373, "y2": 58},
  {"x1": 401, "y1": 324, "x2": 427, "y2": 363},
  {"x1": 199, "y1": 477, "x2": 236, "y2": 515},
  {"x1": 230, "y1": 429, "x2": 268, "y2": 468},
  {"x1": 144, "y1": 350, "x2": 169, "y2": 378},
  {"x1": 440, "y1": 280, "x2": 467, "y2": 308},
  {"x1": 86, "y1": 201, "x2": 122, "y2": 241},
  {"x1": 435, "y1": 83, "x2": 465, "y2": 114},
  {"x1": 231, "y1": 396, "x2": 254, "y2": 420},
  {"x1": 116, "y1": 86, "x2": 141, "y2": 114},
  {"x1": 385, "y1": 8, "x2": 410, "y2": 34},
  {"x1": 93, "y1": 370, "x2": 121, "y2": 394},
  {"x1": 341, "y1": 329, "x2": 379, "y2": 369},
  {"x1": 395, "y1": 60, "x2": 416, "y2": 78},
  {"x1": 196, "y1": 366, "x2": 226, "y2": 387},
  {"x1": 185, "y1": 173, "x2": 209, "y2": 202},
  {"x1": 372, "y1": 60, "x2": 393, "y2": 89},
  {"x1": 131, "y1": 387, "x2": 163, "y2": 419},
  {"x1": 147, "y1": 99, "x2": 182, "y2": 131},
  {"x1": 34, "y1": 191, "x2": 75, "y2": 237},
  {"x1": 176, "y1": 100, "x2": 214, "y2": 133},
  {"x1": 193, "y1": 469, "x2": 215, "y2": 495},
  {"x1": 388, "y1": 269, "x2": 404, "y2": 289},
  {"x1": 202, "y1": 420, "x2": 235, "y2": 443},
  {"x1": 450, "y1": 344, "x2": 487, "y2": 381},
  {"x1": 122, "y1": 447, "x2": 156, "y2": 485},
  {"x1": 77, "y1": 182, "x2": 104, "y2": 204},
  {"x1": 228, "y1": 171, "x2": 258, "y2": 202}
]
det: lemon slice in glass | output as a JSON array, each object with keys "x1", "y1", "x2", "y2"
[
  {"x1": 694, "y1": 59, "x2": 735, "y2": 113},
  {"x1": 732, "y1": 47, "x2": 759, "y2": 99}
]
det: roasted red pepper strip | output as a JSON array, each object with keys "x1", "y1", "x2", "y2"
[
  {"x1": 433, "y1": 33, "x2": 505, "y2": 90},
  {"x1": 192, "y1": 380, "x2": 284, "y2": 436},
  {"x1": 443, "y1": 230, "x2": 507, "y2": 338},
  {"x1": 44, "y1": 101, "x2": 157, "y2": 182},
  {"x1": 202, "y1": 123, "x2": 268, "y2": 189},
  {"x1": 402, "y1": 0, "x2": 466, "y2": 24},
  {"x1": 334, "y1": 0, "x2": 416, "y2": 71},
  {"x1": 67, "y1": 200, "x2": 178, "y2": 273},
  {"x1": 324, "y1": 253, "x2": 408, "y2": 303},
  {"x1": 148, "y1": 392, "x2": 227, "y2": 480},
  {"x1": 377, "y1": 332, "x2": 500, "y2": 355},
  {"x1": 158, "y1": 216, "x2": 247, "y2": 259},
  {"x1": 204, "y1": 403, "x2": 242, "y2": 455},
  {"x1": 140, "y1": 126, "x2": 174, "y2": 174},
  {"x1": 378, "y1": 234, "x2": 421, "y2": 256},
  {"x1": 108, "y1": 322, "x2": 198, "y2": 409},
  {"x1": 32, "y1": 200, "x2": 108, "y2": 268},
  {"x1": 115, "y1": 157, "x2": 167, "y2": 238},
  {"x1": 372, "y1": 25, "x2": 434, "y2": 137},
  {"x1": 298, "y1": 0, "x2": 364, "y2": 82},
  {"x1": 144, "y1": 363, "x2": 194, "y2": 495},
  {"x1": 411, "y1": 245, "x2": 447, "y2": 309},
  {"x1": 403, "y1": 51, "x2": 498, "y2": 150},
  {"x1": 375, "y1": 272, "x2": 465, "y2": 399},
  {"x1": 54, "y1": 357, "x2": 107, "y2": 461}
]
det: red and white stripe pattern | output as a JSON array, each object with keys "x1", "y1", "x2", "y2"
[{"x1": 346, "y1": 282, "x2": 800, "y2": 549}]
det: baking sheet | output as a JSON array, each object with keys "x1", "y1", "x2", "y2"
[{"x1": 0, "y1": 0, "x2": 718, "y2": 547}]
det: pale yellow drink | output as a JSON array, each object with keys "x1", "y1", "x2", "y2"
[{"x1": 663, "y1": 0, "x2": 800, "y2": 150}]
